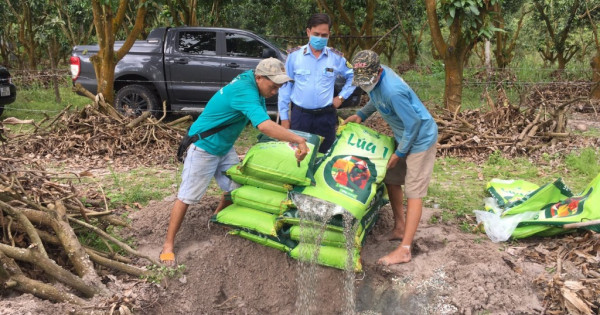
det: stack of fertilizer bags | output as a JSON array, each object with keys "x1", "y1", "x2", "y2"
[
  {"x1": 211, "y1": 123, "x2": 395, "y2": 271},
  {"x1": 475, "y1": 173, "x2": 600, "y2": 242}
]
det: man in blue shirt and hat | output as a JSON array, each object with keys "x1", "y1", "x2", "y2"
[{"x1": 344, "y1": 50, "x2": 438, "y2": 265}]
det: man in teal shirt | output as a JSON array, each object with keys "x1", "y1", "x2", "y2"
[{"x1": 160, "y1": 58, "x2": 309, "y2": 266}]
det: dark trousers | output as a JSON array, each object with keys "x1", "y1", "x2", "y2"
[{"x1": 290, "y1": 105, "x2": 337, "y2": 153}]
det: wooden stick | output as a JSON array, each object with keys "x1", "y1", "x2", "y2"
[{"x1": 563, "y1": 220, "x2": 600, "y2": 229}]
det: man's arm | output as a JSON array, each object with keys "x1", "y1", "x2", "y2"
[
  {"x1": 277, "y1": 55, "x2": 295, "y2": 127},
  {"x1": 337, "y1": 57, "x2": 356, "y2": 101},
  {"x1": 342, "y1": 100, "x2": 376, "y2": 125},
  {"x1": 391, "y1": 93, "x2": 421, "y2": 158},
  {"x1": 257, "y1": 119, "x2": 308, "y2": 161}
]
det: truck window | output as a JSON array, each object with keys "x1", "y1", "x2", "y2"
[
  {"x1": 225, "y1": 33, "x2": 268, "y2": 58},
  {"x1": 178, "y1": 31, "x2": 217, "y2": 55}
]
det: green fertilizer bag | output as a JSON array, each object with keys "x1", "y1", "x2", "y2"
[
  {"x1": 279, "y1": 185, "x2": 386, "y2": 247},
  {"x1": 228, "y1": 230, "x2": 297, "y2": 252},
  {"x1": 296, "y1": 123, "x2": 394, "y2": 220},
  {"x1": 231, "y1": 185, "x2": 294, "y2": 215},
  {"x1": 239, "y1": 130, "x2": 321, "y2": 186},
  {"x1": 486, "y1": 179, "x2": 541, "y2": 209},
  {"x1": 211, "y1": 204, "x2": 281, "y2": 236},
  {"x1": 502, "y1": 178, "x2": 573, "y2": 216},
  {"x1": 516, "y1": 173, "x2": 600, "y2": 232},
  {"x1": 289, "y1": 243, "x2": 361, "y2": 272},
  {"x1": 226, "y1": 166, "x2": 292, "y2": 193}
]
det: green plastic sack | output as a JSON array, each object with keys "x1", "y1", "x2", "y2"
[
  {"x1": 211, "y1": 204, "x2": 281, "y2": 236},
  {"x1": 486, "y1": 178, "x2": 540, "y2": 209},
  {"x1": 228, "y1": 230, "x2": 297, "y2": 252},
  {"x1": 226, "y1": 165, "x2": 292, "y2": 193},
  {"x1": 239, "y1": 130, "x2": 321, "y2": 186},
  {"x1": 288, "y1": 243, "x2": 362, "y2": 272},
  {"x1": 295, "y1": 123, "x2": 394, "y2": 220},
  {"x1": 502, "y1": 178, "x2": 573, "y2": 215},
  {"x1": 231, "y1": 185, "x2": 294, "y2": 215},
  {"x1": 279, "y1": 185, "x2": 386, "y2": 235},
  {"x1": 516, "y1": 173, "x2": 600, "y2": 231},
  {"x1": 280, "y1": 185, "x2": 386, "y2": 247}
]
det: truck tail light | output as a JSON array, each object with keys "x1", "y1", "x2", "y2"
[{"x1": 70, "y1": 56, "x2": 80, "y2": 81}]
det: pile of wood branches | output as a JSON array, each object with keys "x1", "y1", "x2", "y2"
[
  {"x1": 2, "y1": 88, "x2": 192, "y2": 168},
  {"x1": 0, "y1": 92, "x2": 192, "y2": 307},
  {"x1": 0, "y1": 154, "x2": 158, "y2": 305},
  {"x1": 524, "y1": 232, "x2": 600, "y2": 314},
  {"x1": 525, "y1": 81, "x2": 599, "y2": 114},
  {"x1": 365, "y1": 86, "x2": 599, "y2": 161}
]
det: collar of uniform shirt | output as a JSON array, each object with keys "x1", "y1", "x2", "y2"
[{"x1": 304, "y1": 45, "x2": 329, "y2": 57}]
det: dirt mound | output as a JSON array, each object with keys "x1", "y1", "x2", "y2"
[{"x1": 121, "y1": 195, "x2": 543, "y2": 314}]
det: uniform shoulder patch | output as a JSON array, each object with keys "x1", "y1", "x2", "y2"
[
  {"x1": 287, "y1": 46, "x2": 302, "y2": 54},
  {"x1": 329, "y1": 47, "x2": 344, "y2": 57},
  {"x1": 346, "y1": 60, "x2": 353, "y2": 69}
]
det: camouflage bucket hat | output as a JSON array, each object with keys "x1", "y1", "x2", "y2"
[
  {"x1": 351, "y1": 50, "x2": 380, "y2": 86},
  {"x1": 255, "y1": 58, "x2": 292, "y2": 84}
]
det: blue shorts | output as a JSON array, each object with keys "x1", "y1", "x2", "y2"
[{"x1": 177, "y1": 144, "x2": 240, "y2": 204}]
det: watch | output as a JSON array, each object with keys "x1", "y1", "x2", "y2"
[{"x1": 337, "y1": 95, "x2": 344, "y2": 102}]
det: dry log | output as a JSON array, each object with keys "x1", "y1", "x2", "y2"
[
  {"x1": 0, "y1": 251, "x2": 86, "y2": 304},
  {"x1": 126, "y1": 111, "x2": 152, "y2": 129}
]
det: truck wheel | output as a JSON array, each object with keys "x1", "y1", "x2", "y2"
[{"x1": 115, "y1": 84, "x2": 160, "y2": 117}]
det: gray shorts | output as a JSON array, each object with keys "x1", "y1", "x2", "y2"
[
  {"x1": 177, "y1": 144, "x2": 240, "y2": 204},
  {"x1": 383, "y1": 143, "x2": 437, "y2": 199}
]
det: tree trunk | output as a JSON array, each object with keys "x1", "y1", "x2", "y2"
[
  {"x1": 444, "y1": 55, "x2": 464, "y2": 112},
  {"x1": 557, "y1": 54, "x2": 567, "y2": 71},
  {"x1": 49, "y1": 37, "x2": 61, "y2": 103},
  {"x1": 591, "y1": 54, "x2": 600, "y2": 99},
  {"x1": 485, "y1": 40, "x2": 492, "y2": 74}
]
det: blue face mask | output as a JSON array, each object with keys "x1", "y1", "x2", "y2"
[{"x1": 309, "y1": 36, "x2": 328, "y2": 51}]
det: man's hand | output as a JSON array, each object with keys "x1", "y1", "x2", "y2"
[
  {"x1": 387, "y1": 153, "x2": 401, "y2": 169},
  {"x1": 342, "y1": 114, "x2": 362, "y2": 125},
  {"x1": 295, "y1": 141, "x2": 309, "y2": 162},
  {"x1": 333, "y1": 96, "x2": 343, "y2": 109},
  {"x1": 281, "y1": 120, "x2": 290, "y2": 129}
]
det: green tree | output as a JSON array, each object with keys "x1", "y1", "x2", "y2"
[
  {"x1": 585, "y1": 0, "x2": 600, "y2": 98},
  {"x1": 492, "y1": 0, "x2": 532, "y2": 69},
  {"x1": 90, "y1": 0, "x2": 150, "y2": 108},
  {"x1": 533, "y1": 0, "x2": 583, "y2": 71},
  {"x1": 425, "y1": 0, "x2": 501, "y2": 111}
]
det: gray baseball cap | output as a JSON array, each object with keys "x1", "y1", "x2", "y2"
[{"x1": 255, "y1": 58, "x2": 292, "y2": 84}]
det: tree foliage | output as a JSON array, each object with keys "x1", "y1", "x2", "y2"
[{"x1": 425, "y1": 0, "x2": 501, "y2": 111}]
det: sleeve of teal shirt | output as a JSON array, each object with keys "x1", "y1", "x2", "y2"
[
  {"x1": 277, "y1": 54, "x2": 295, "y2": 121},
  {"x1": 231, "y1": 88, "x2": 270, "y2": 128},
  {"x1": 336, "y1": 56, "x2": 356, "y2": 100},
  {"x1": 391, "y1": 93, "x2": 421, "y2": 157}
]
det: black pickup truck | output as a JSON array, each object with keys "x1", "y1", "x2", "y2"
[
  {"x1": 70, "y1": 27, "x2": 361, "y2": 116},
  {"x1": 0, "y1": 66, "x2": 17, "y2": 117}
]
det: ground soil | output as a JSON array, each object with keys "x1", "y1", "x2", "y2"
[{"x1": 1, "y1": 193, "x2": 550, "y2": 314}]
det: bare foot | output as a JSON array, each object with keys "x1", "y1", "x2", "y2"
[
  {"x1": 375, "y1": 228, "x2": 404, "y2": 242},
  {"x1": 377, "y1": 245, "x2": 411, "y2": 266}
]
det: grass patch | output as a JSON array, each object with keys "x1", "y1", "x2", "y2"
[
  {"x1": 103, "y1": 166, "x2": 180, "y2": 208},
  {"x1": 3, "y1": 85, "x2": 90, "y2": 122},
  {"x1": 427, "y1": 147, "x2": 599, "y2": 222}
]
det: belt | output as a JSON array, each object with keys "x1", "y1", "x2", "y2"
[{"x1": 292, "y1": 102, "x2": 335, "y2": 114}]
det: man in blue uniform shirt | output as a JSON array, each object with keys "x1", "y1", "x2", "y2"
[
  {"x1": 159, "y1": 58, "x2": 309, "y2": 266},
  {"x1": 278, "y1": 13, "x2": 356, "y2": 153},
  {"x1": 344, "y1": 50, "x2": 438, "y2": 266}
]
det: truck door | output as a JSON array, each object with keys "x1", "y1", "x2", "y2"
[
  {"x1": 165, "y1": 30, "x2": 221, "y2": 105},
  {"x1": 221, "y1": 32, "x2": 281, "y2": 105}
]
